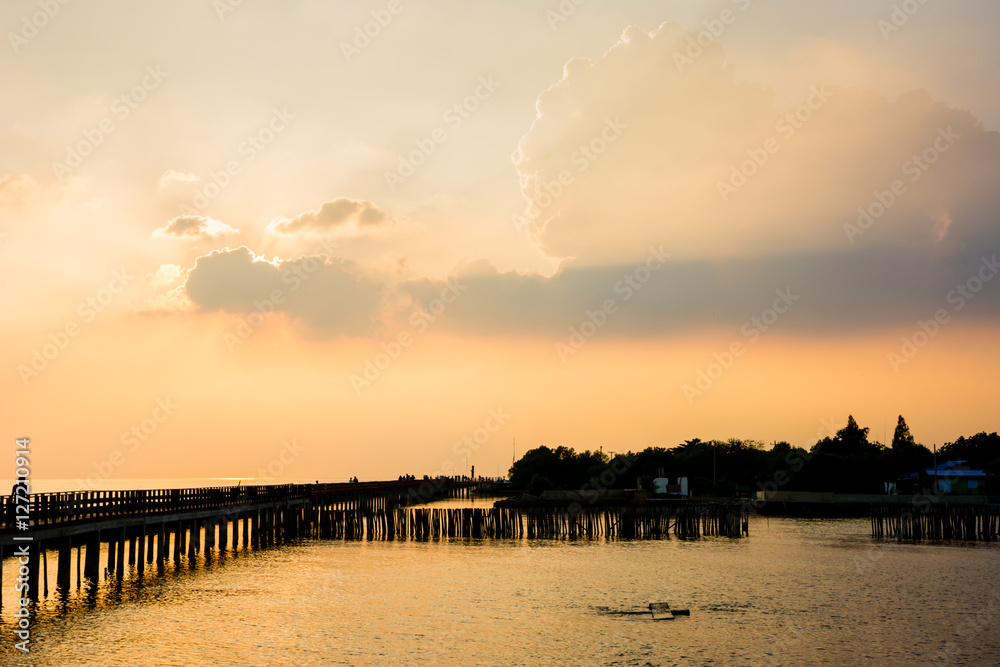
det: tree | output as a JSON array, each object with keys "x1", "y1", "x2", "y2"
[
  {"x1": 507, "y1": 445, "x2": 609, "y2": 490},
  {"x1": 838, "y1": 415, "x2": 870, "y2": 448},
  {"x1": 892, "y1": 415, "x2": 915, "y2": 449},
  {"x1": 527, "y1": 474, "x2": 555, "y2": 496},
  {"x1": 939, "y1": 432, "x2": 1000, "y2": 469},
  {"x1": 813, "y1": 415, "x2": 875, "y2": 458}
]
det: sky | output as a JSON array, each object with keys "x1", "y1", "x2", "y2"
[{"x1": 2, "y1": 0, "x2": 999, "y2": 488}]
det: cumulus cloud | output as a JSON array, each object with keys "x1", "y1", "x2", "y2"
[
  {"x1": 148, "y1": 263, "x2": 185, "y2": 289},
  {"x1": 267, "y1": 197, "x2": 391, "y2": 234},
  {"x1": 139, "y1": 264, "x2": 190, "y2": 313},
  {"x1": 513, "y1": 23, "x2": 1000, "y2": 267},
  {"x1": 154, "y1": 215, "x2": 238, "y2": 239},
  {"x1": 183, "y1": 246, "x2": 384, "y2": 336}
]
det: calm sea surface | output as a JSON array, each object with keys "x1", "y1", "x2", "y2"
[{"x1": 2, "y1": 499, "x2": 998, "y2": 666}]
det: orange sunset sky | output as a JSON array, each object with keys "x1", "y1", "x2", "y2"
[{"x1": 2, "y1": 1, "x2": 999, "y2": 486}]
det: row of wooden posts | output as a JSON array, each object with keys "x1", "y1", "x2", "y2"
[
  {"x1": 871, "y1": 503, "x2": 1000, "y2": 541},
  {"x1": 521, "y1": 504, "x2": 751, "y2": 539},
  {"x1": 311, "y1": 502, "x2": 751, "y2": 541},
  {"x1": 4, "y1": 500, "x2": 752, "y2": 602}
]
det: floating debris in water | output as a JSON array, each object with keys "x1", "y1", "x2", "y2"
[{"x1": 594, "y1": 602, "x2": 690, "y2": 619}]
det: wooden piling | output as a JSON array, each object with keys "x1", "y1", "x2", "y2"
[
  {"x1": 84, "y1": 531, "x2": 100, "y2": 581},
  {"x1": 115, "y1": 528, "x2": 125, "y2": 577},
  {"x1": 107, "y1": 534, "x2": 117, "y2": 574},
  {"x1": 870, "y1": 502, "x2": 1000, "y2": 542},
  {"x1": 57, "y1": 539, "x2": 71, "y2": 590}
]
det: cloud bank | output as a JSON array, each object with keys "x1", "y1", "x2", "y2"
[{"x1": 170, "y1": 24, "x2": 1000, "y2": 341}]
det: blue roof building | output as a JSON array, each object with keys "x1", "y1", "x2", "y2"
[{"x1": 901, "y1": 460, "x2": 987, "y2": 495}]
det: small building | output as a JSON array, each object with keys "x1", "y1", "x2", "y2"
[
  {"x1": 899, "y1": 461, "x2": 987, "y2": 495},
  {"x1": 653, "y1": 477, "x2": 689, "y2": 497}
]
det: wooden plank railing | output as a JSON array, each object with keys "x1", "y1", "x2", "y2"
[{"x1": 0, "y1": 480, "x2": 438, "y2": 534}]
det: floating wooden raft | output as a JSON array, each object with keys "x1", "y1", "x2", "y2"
[
  {"x1": 648, "y1": 602, "x2": 673, "y2": 620},
  {"x1": 649, "y1": 602, "x2": 690, "y2": 619}
]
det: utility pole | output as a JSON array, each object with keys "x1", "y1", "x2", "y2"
[
  {"x1": 933, "y1": 443, "x2": 938, "y2": 494},
  {"x1": 712, "y1": 445, "x2": 717, "y2": 497}
]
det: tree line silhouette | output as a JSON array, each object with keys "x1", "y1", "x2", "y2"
[{"x1": 507, "y1": 416, "x2": 999, "y2": 496}]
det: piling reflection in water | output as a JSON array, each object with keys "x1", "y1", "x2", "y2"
[
  {"x1": 0, "y1": 478, "x2": 750, "y2": 636},
  {"x1": 3, "y1": 517, "x2": 998, "y2": 665}
]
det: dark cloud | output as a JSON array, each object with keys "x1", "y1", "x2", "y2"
[
  {"x1": 180, "y1": 240, "x2": 1000, "y2": 341},
  {"x1": 399, "y1": 245, "x2": 1000, "y2": 337},
  {"x1": 184, "y1": 246, "x2": 383, "y2": 336}
]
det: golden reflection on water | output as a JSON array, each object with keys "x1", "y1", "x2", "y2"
[{"x1": 1, "y1": 516, "x2": 998, "y2": 666}]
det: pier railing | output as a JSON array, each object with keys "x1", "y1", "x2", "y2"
[{"x1": 0, "y1": 480, "x2": 427, "y2": 534}]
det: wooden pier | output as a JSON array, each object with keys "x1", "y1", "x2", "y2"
[
  {"x1": 0, "y1": 479, "x2": 453, "y2": 606},
  {"x1": 870, "y1": 502, "x2": 1000, "y2": 541},
  {"x1": 1, "y1": 482, "x2": 749, "y2": 608}
]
